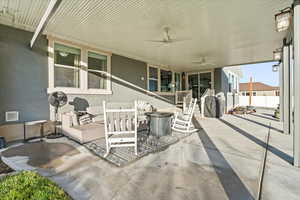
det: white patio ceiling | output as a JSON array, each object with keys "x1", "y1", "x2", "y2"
[{"x1": 0, "y1": 0, "x2": 293, "y2": 71}]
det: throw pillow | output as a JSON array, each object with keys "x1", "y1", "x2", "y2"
[
  {"x1": 70, "y1": 111, "x2": 79, "y2": 126},
  {"x1": 79, "y1": 114, "x2": 92, "y2": 125}
]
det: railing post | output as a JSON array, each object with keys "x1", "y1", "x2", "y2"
[{"x1": 293, "y1": 0, "x2": 300, "y2": 167}]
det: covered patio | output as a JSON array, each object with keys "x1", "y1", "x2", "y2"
[
  {"x1": 1, "y1": 109, "x2": 298, "y2": 200},
  {"x1": 1, "y1": 0, "x2": 300, "y2": 199}
]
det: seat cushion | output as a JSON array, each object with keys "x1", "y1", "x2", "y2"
[
  {"x1": 65, "y1": 122, "x2": 105, "y2": 143},
  {"x1": 72, "y1": 122, "x2": 102, "y2": 131}
]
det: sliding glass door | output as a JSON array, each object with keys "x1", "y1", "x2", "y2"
[
  {"x1": 188, "y1": 73, "x2": 199, "y2": 99},
  {"x1": 200, "y1": 72, "x2": 212, "y2": 96},
  {"x1": 187, "y1": 72, "x2": 213, "y2": 99}
]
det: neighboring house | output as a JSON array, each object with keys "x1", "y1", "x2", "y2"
[
  {"x1": 239, "y1": 82, "x2": 280, "y2": 96},
  {"x1": 214, "y1": 66, "x2": 243, "y2": 112}
]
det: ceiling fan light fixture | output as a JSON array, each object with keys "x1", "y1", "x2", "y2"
[{"x1": 59, "y1": 51, "x2": 69, "y2": 57}]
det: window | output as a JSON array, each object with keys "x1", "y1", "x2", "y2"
[
  {"x1": 228, "y1": 73, "x2": 233, "y2": 93},
  {"x1": 48, "y1": 39, "x2": 111, "y2": 94},
  {"x1": 276, "y1": 91, "x2": 280, "y2": 96},
  {"x1": 88, "y1": 52, "x2": 107, "y2": 89},
  {"x1": 160, "y1": 69, "x2": 172, "y2": 92},
  {"x1": 253, "y1": 92, "x2": 257, "y2": 96},
  {"x1": 147, "y1": 65, "x2": 180, "y2": 93},
  {"x1": 228, "y1": 72, "x2": 239, "y2": 93},
  {"x1": 148, "y1": 66, "x2": 158, "y2": 92},
  {"x1": 54, "y1": 43, "x2": 81, "y2": 88}
]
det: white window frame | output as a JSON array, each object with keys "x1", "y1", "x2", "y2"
[
  {"x1": 147, "y1": 65, "x2": 160, "y2": 92},
  {"x1": 86, "y1": 49, "x2": 112, "y2": 93},
  {"x1": 147, "y1": 64, "x2": 181, "y2": 95},
  {"x1": 47, "y1": 37, "x2": 112, "y2": 95},
  {"x1": 186, "y1": 69, "x2": 215, "y2": 92}
]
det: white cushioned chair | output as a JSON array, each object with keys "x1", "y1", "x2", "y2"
[{"x1": 61, "y1": 112, "x2": 105, "y2": 143}]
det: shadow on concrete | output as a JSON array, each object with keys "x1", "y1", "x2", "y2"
[
  {"x1": 261, "y1": 113, "x2": 275, "y2": 118},
  {"x1": 218, "y1": 118, "x2": 293, "y2": 165},
  {"x1": 232, "y1": 114, "x2": 283, "y2": 134},
  {"x1": 249, "y1": 113, "x2": 279, "y2": 122},
  {"x1": 1, "y1": 142, "x2": 79, "y2": 168},
  {"x1": 193, "y1": 118, "x2": 254, "y2": 200}
]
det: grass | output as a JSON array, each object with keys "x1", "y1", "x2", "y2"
[{"x1": 0, "y1": 171, "x2": 71, "y2": 200}]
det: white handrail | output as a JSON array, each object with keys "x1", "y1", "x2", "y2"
[
  {"x1": 101, "y1": 71, "x2": 173, "y2": 104},
  {"x1": 175, "y1": 90, "x2": 192, "y2": 105}
]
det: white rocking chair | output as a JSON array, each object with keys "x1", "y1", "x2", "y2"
[
  {"x1": 103, "y1": 101, "x2": 138, "y2": 157},
  {"x1": 172, "y1": 98, "x2": 198, "y2": 133}
]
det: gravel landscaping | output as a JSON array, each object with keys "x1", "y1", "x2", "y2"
[{"x1": 0, "y1": 157, "x2": 13, "y2": 174}]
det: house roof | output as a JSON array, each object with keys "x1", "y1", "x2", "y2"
[{"x1": 239, "y1": 82, "x2": 279, "y2": 92}]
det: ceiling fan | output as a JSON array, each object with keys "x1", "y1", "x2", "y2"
[
  {"x1": 192, "y1": 57, "x2": 216, "y2": 67},
  {"x1": 147, "y1": 27, "x2": 189, "y2": 44}
]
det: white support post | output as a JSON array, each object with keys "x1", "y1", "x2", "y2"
[
  {"x1": 293, "y1": 0, "x2": 300, "y2": 167},
  {"x1": 290, "y1": 44, "x2": 294, "y2": 136},
  {"x1": 279, "y1": 62, "x2": 284, "y2": 122},
  {"x1": 283, "y1": 45, "x2": 290, "y2": 134},
  {"x1": 30, "y1": 0, "x2": 62, "y2": 48}
]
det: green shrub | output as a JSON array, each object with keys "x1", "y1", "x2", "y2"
[{"x1": 0, "y1": 171, "x2": 71, "y2": 200}]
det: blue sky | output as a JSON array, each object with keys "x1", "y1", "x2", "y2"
[{"x1": 239, "y1": 62, "x2": 279, "y2": 86}]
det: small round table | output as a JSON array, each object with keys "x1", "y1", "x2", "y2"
[
  {"x1": 24, "y1": 120, "x2": 48, "y2": 142},
  {"x1": 145, "y1": 112, "x2": 173, "y2": 138}
]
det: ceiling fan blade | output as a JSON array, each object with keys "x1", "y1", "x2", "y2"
[
  {"x1": 200, "y1": 63, "x2": 216, "y2": 67},
  {"x1": 146, "y1": 40, "x2": 166, "y2": 43},
  {"x1": 170, "y1": 38, "x2": 191, "y2": 43}
]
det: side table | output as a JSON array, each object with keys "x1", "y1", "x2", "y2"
[{"x1": 23, "y1": 120, "x2": 48, "y2": 142}]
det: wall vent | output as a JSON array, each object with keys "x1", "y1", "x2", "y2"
[{"x1": 5, "y1": 111, "x2": 19, "y2": 122}]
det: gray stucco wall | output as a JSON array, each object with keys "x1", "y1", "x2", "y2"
[
  {"x1": 214, "y1": 68, "x2": 223, "y2": 94},
  {"x1": 111, "y1": 54, "x2": 147, "y2": 89},
  {"x1": 0, "y1": 25, "x2": 175, "y2": 124},
  {"x1": 0, "y1": 24, "x2": 49, "y2": 124}
]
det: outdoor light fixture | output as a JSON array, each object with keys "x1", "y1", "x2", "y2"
[
  {"x1": 273, "y1": 48, "x2": 282, "y2": 61},
  {"x1": 272, "y1": 64, "x2": 280, "y2": 72},
  {"x1": 275, "y1": 7, "x2": 292, "y2": 32}
]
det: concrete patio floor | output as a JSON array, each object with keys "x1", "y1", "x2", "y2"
[{"x1": 1, "y1": 109, "x2": 299, "y2": 200}]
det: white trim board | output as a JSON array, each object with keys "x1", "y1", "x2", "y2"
[{"x1": 47, "y1": 38, "x2": 112, "y2": 95}]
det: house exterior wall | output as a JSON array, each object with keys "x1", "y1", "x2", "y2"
[
  {"x1": 214, "y1": 67, "x2": 240, "y2": 112},
  {"x1": 0, "y1": 24, "x2": 49, "y2": 124},
  {"x1": 111, "y1": 54, "x2": 147, "y2": 89},
  {"x1": 0, "y1": 24, "x2": 241, "y2": 125},
  {"x1": 0, "y1": 25, "x2": 175, "y2": 125}
]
